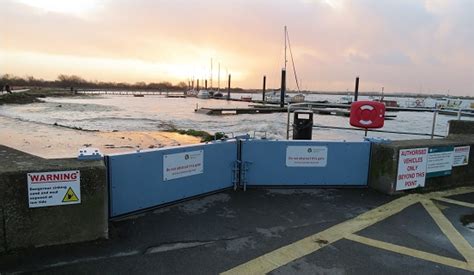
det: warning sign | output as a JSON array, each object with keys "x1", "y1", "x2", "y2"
[
  {"x1": 62, "y1": 187, "x2": 79, "y2": 202},
  {"x1": 163, "y1": 150, "x2": 204, "y2": 181},
  {"x1": 426, "y1": 146, "x2": 454, "y2": 178},
  {"x1": 27, "y1": 170, "x2": 81, "y2": 208},
  {"x1": 286, "y1": 146, "x2": 328, "y2": 167},
  {"x1": 453, "y1": 146, "x2": 470, "y2": 167},
  {"x1": 396, "y1": 148, "x2": 428, "y2": 191}
]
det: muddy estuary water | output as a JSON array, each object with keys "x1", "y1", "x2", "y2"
[{"x1": 1, "y1": 93, "x2": 472, "y2": 144}]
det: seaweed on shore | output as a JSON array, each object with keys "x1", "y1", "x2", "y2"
[
  {"x1": 165, "y1": 128, "x2": 226, "y2": 142},
  {"x1": 0, "y1": 92, "x2": 43, "y2": 105},
  {"x1": 53, "y1": 122, "x2": 99, "y2": 132}
]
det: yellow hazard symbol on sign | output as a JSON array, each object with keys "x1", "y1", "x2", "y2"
[{"x1": 62, "y1": 187, "x2": 79, "y2": 202}]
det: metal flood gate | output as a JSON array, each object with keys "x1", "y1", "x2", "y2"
[
  {"x1": 240, "y1": 140, "x2": 371, "y2": 187},
  {"x1": 107, "y1": 139, "x2": 372, "y2": 217},
  {"x1": 107, "y1": 141, "x2": 237, "y2": 217}
]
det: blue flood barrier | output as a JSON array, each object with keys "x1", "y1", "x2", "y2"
[
  {"x1": 107, "y1": 140, "x2": 237, "y2": 217},
  {"x1": 240, "y1": 140, "x2": 371, "y2": 187}
]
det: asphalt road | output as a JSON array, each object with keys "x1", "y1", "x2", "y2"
[{"x1": 1, "y1": 187, "x2": 473, "y2": 274}]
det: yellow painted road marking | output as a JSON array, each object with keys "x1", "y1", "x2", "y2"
[
  {"x1": 221, "y1": 194, "x2": 421, "y2": 275},
  {"x1": 345, "y1": 234, "x2": 473, "y2": 272},
  {"x1": 421, "y1": 199, "x2": 474, "y2": 269},
  {"x1": 222, "y1": 187, "x2": 474, "y2": 275},
  {"x1": 434, "y1": 197, "x2": 474, "y2": 208},
  {"x1": 424, "y1": 187, "x2": 474, "y2": 199}
]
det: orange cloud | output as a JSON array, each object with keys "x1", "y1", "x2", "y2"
[{"x1": 1, "y1": 0, "x2": 473, "y2": 95}]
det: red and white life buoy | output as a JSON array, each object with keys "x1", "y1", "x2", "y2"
[{"x1": 350, "y1": 101, "x2": 386, "y2": 129}]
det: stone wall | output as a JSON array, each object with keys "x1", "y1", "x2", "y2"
[
  {"x1": 369, "y1": 120, "x2": 474, "y2": 195},
  {"x1": 0, "y1": 146, "x2": 108, "y2": 252}
]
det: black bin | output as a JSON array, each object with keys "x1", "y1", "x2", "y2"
[{"x1": 292, "y1": 110, "x2": 313, "y2": 140}]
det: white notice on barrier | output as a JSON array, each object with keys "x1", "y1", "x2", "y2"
[
  {"x1": 163, "y1": 150, "x2": 204, "y2": 181},
  {"x1": 396, "y1": 148, "x2": 428, "y2": 191},
  {"x1": 453, "y1": 146, "x2": 470, "y2": 167},
  {"x1": 28, "y1": 170, "x2": 81, "y2": 208},
  {"x1": 286, "y1": 146, "x2": 328, "y2": 167}
]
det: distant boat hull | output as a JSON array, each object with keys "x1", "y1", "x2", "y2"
[
  {"x1": 375, "y1": 99, "x2": 399, "y2": 107},
  {"x1": 289, "y1": 94, "x2": 305, "y2": 103},
  {"x1": 197, "y1": 90, "x2": 210, "y2": 99},
  {"x1": 186, "y1": 90, "x2": 198, "y2": 97},
  {"x1": 265, "y1": 92, "x2": 305, "y2": 104}
]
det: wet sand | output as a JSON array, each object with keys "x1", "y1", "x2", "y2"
[{"x1": 0, "y1": 116, "x2": 200, "y2": 159}]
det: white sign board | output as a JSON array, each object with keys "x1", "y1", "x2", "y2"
[
  {"x1": 453, "y1": 146, "x2": 470, "y2": 167},
  {"x1": 28, "y1": 170, "x2": 81, "y2": 208},
  {"x1": 286, "y1": 146, "x2": 328, "y2": 167},
  {"x1": 163, "y1": 150, "x2": 204, "y2": 181},
  {"x1": 396, "y1": 148, "x2": 428, "y2": 191},
  {"x1": 426, "y1": 146, "x2": 454, "y2": 178}
]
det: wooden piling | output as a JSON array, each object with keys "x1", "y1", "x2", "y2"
[
  {"x1": 354, "y1": 76, "x2": 359, "y2": 102},
  {"x1": 262, "y1": 75, "x2": 266, "y2": 102},
  {"x1": 227, "y1": 74, "x2": 231, "y2": 100},
  {"x1": 280, "y1": 69, "x2": 286, "y2": 108}
]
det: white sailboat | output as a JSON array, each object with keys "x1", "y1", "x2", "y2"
[
  {"x1": 197, "y1": 89, "x2": 210, "y2": 99},
  {"x1": 265, "y1": 26, "x2": 305, "y2": 104},
  {"x1": 214, "y1": 62, "x2": 223, "y2": 98}
]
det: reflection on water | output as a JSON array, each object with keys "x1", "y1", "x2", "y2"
[{"x1": 0, "y1": 94, "x2": 472, "y2": 141}]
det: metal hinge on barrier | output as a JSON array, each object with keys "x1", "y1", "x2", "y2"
[
  {"x1": 232, "y1": 160, "x2": 241, "y2": 191},
  {"x1": 232, "y1": 160, "x2": 252, "y2": 191},
  {"x1": 240, "y1": 161, "x2": 252, "y2": 191}
]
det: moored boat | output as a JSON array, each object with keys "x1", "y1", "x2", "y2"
[
  {"x1": 375, "y1": 99, "x2": 399, "y2": 107},
  {"x1": 289, "y1": 94, "x2": 305, "y2": 103},
  {"x1": 185, "y1": 89, "x2": 198, "y2": 97},
  {"x1": 241, "y1": 96, "x2": 252, "y2": 102},
  {"x1": 197, "y1": 90, "x2": 210, "y2": 99}
]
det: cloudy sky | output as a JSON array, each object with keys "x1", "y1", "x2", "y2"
[{"x1": 1, "y1": 0, "x2": 473, "y2": 95}]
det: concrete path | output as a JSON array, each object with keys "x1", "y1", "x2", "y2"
[{"x1": 1, "y1": 187, "x2": 473, "y2": 274}]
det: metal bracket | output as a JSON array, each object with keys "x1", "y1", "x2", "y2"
[
  {"x1": 232, "y1": 160, "x2": 241, "y2": 191},
  {"x1": 253, "y1": 131, "x2": 267, "y2": 139},
  {"x1": 77, "y1": 147, "x2": 103, "y2": 161},
  {"x1": 240, "y1": 161, "x2": 252, "y2": 191}
]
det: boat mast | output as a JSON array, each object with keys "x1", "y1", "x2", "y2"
[
  {"x1": 285, "y1": 26, "x2": 301, "y2": 93},
  {"x1": 284, "y1": 25, "x2": 288, "y2": 72},
  {"x1": 210, "y1": 58, "x2": 213, "y2": 90},
  {"x1": 218, "y1": 62, "x2": 220, "y2": 91}
]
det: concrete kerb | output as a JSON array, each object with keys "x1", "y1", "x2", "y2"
[{"x1": 0, "y1": 146, "x2": 108, "y2": 252}]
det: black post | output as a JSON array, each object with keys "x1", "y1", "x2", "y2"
[
  {"x1": 227, "y1": 74, "x2": 231, "y2": 100},
  {"x1": 280, "y1": 69, "x2": 286, "y2": 107},
  {"x1": 196, "y1": 79, "x2": 200, "y2": 90},
  {"x1": 205, "y1": 80, "x2": 208, "y2": 90},
  {"x1": 354, "y1": 76, "x2": 359, "y2": 102},
  {"x1": 262, "y1": 75, "x2": 266, "y2": 102},
  {"x1": 192, "y1": 80, "x2": 194, "y2": 90}
]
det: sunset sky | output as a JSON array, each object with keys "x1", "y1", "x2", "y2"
[{"x1": 1, "y1": 0, "x2": 473, "y2": 95}]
